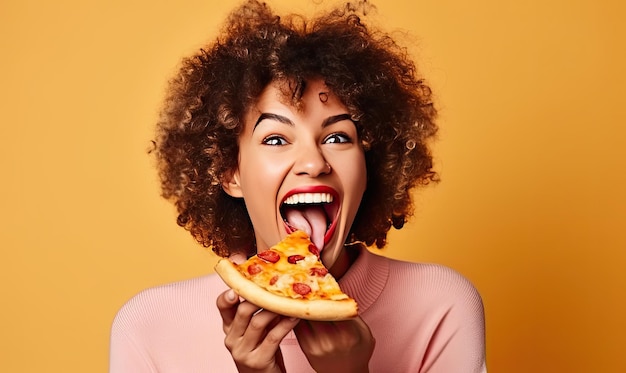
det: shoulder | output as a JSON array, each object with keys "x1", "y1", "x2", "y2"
[
  {"x1": 110, "y1": 275, "x2": 236, "y2": 371},
  {"x1": 359, "y1": 253, "x2": 486, "y2": 371},
  {"x1": 384, "y1": 256, "x2": 484, "y2": 316},
  {"x1": 390, "y1": 258, "x2": 480, "y2": 293},
  {"x1": 344, "y1": 248, "x2": 484, "y2": 317},
  {"x1": 112, "y1": 274, "x2": 227, "y2": 333}
]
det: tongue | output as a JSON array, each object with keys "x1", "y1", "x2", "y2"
[{"x1": 284, "y1": 206, "x2": 327, "y2": 251}]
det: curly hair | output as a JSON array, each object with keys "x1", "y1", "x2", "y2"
[{"x1": 153, "y1": 0, "x2": 438, "y2": 257}]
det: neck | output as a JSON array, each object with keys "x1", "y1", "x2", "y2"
[{"x1": 328, "y1": 243, "x2": 361, "y2": 280}]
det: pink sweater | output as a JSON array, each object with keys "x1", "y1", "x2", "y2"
[{"x1": 110, "y1": 248, "x2": 486, "y2": 372}]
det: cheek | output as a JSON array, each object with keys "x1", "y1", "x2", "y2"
[
  {"x1": 238, "y1": 153, "x2": 288, "y2": 203},
  {"x1": 352, "y1": 150, "x2": 368, "y2": 186},
  {"x1": 237, "y1": 153, "x2": 290, "y2": 250},
  {"x1": 337, "y1": 152, "x2": 367, "y2": 202}
]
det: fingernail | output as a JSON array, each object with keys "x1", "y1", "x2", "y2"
[{"x1": 226, "y1": 289, "x2": 236, "y2": 301}]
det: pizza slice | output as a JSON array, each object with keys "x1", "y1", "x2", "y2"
[{"x1": 214, "y1": 230, "x2": 358, "y2": 321}]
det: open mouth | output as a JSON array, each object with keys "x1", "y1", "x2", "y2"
[{"x1": 280, "y1": 186, "x2": 340, "y2": 251}]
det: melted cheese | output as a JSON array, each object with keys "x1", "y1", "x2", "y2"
[{"x1": 238, "y1": 231, "x2": 349, "y2": 301}]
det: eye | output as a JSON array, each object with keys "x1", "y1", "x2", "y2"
[
  {"x1": 262, "y1": 135, "x2": 289, "y2": 146},
  {"x1": 323, "y1": 132, "x2": 352, "y2": 144}
]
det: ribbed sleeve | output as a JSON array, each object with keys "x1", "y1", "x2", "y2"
[{"x1": 340, "y1": 249, "x2": 486, "y2": 372}]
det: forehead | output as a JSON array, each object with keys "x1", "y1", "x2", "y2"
[{"x1": 247, "y1": 79, "x2": 347, "y2": 119}]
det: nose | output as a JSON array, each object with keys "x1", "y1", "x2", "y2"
[{"x1": 292, "y1": 145, "x2": 331, "y2": 177}]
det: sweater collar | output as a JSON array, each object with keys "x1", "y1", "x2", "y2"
[{"x1": 338, "y1": 245, "x2": 389, "y2": 315}]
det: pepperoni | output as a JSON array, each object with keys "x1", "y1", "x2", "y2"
[
  {"x1": 258, "y1": 250, "x2": 280, "y2": 263},
  {"x1": 269, "y1": 275, "x2": 279, "y2": 285},
  {"x1": 310, "y1": 267, "x2": 328, "y2": 277},
  {"x1": 293, "y1": 282, "x2": 312, "y2": 296},
  {"x1": 247, "y1": 263, "x2": 262, "y2": 275},
  {"x1": 308, "y1": 244, "x2": 320, "y2": 257},
  {"x1": 288, "y1": 255, "x2": 305, "y2": 264}
]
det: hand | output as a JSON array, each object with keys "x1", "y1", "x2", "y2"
[
  {"x1": 294, "y1": 316, "x2": 375, "y2": 373},
  {"x1": 217, "y1": 289, "x2": 300, "y2": 373}
]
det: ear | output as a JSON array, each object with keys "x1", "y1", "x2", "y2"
[{"x1": 221, "y1": 169, "x2": 243, "y2": 198}]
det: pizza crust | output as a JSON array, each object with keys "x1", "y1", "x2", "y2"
[{"x1": 215, "y1": 258, "x2": 358, "y2": 321}]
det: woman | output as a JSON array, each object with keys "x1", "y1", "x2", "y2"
[{"x1": 110, "y1": 1, "x2": 486, "y2": 371}]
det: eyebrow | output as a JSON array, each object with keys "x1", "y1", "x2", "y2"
[{"x1": 253, "y1": 113, "x2": 354, "y2": 131}]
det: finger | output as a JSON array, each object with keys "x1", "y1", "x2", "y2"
[
  {"x1": 293, "y1": 319, "x2": 315, "y2": 339},
  {"x1": 295, "y1": 317, "x2": 371, "y2": 352},
  {"x1": 227, "y1": 299, "x2": 263, "y2": 338},
  {"x1": 294, "y1": 319, "x2": 336, "y2": 339},
  {"x1": 345, "y1": 316, "x2": 374, "y2": 340},
  {"x1": 315, "y1": 317, "x2": 367, "y2": 335},
  {"x1": 331, "y1": 318, "x2": 370, "y2": 342},
  {"x1": 294, "y1": 320, "x2": 330, "y2": 352},
  {"x1": 255, "y1": 316, "x2": 300, "y2": 355},
  {"x1": 216, "y1": 289, "x2": 239, "y2": 333},
  {"x1": 226, "y1": 307, "x2": 296, "y2": 356},
  {"x1": 236, "y1": 309, "x2": 282, "y2": 352}
]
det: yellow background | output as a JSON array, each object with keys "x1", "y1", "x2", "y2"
[{"x1": 1, "y1": 0, "x2": 624, "y2": 372}]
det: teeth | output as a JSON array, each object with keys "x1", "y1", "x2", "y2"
[{"x1": 283, "y1": 193, "x2": 334, "y2": 205}]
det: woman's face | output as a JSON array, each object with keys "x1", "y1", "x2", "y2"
[{"x1": 223, "y1": 79, "x2": 367, "y2": 270}]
